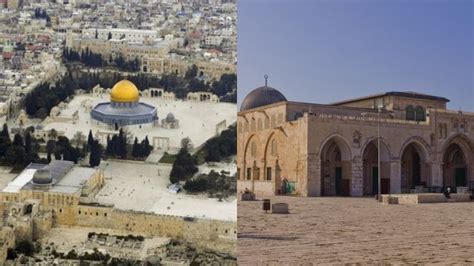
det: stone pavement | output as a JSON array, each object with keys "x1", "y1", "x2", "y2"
[{"x1": 237, "y1": 196, "x2": 474, "y2": 265}]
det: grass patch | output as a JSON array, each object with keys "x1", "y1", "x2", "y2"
[{"x1": 159, "y1": 152, "x2": 177, "y2": 164}]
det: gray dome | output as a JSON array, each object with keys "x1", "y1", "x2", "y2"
[
  {"x1": 32, "y1": 168, "x2": 53, "y2": 186},
  {"x1": 240, "y1": 86, "x2": 287, "y2": 112},
  {"x1": 165, "y1": 113, "x2": 176, "y2": 122}
]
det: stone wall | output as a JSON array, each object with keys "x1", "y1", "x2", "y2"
[
  {"x1": 51, "y1": 204, "x2": 237, "y2": 255},
  {"x1": 0, "y1": 227, "x2": 15, "y2": 262}
]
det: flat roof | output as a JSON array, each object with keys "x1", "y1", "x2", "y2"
[
  {"x1": 2, "y1": 161, "x2": 95, "y2": 194},
  {"x1": 330, "y1": 91, "x2": 450, "y2": 106},
  {"x1": 50, "y1": 167, "x2": 97, "y2": 194},
  {"x1": 2, "y1": 169, "x2": 36, "y2": 193}
]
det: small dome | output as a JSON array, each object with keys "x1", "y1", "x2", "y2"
[
  {"x1": 240, "y1": 86, "x2": 287, "y2": 112},
  {"x1": 165, "y1": 113, "x2": 176, "y2": 122},
  {"x1": 32, "y1": 168, "x2": 52, "y2": 186},
  {"x1": 110, "y1": 80, "x2": 140, "y2": 102}
]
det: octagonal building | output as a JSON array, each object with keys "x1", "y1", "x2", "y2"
[{"x1": 91, "y1": 80, "x2": 158, "y2": 130}]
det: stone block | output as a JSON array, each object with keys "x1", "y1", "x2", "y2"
[
  {"x1": 271, "y1": 203, "x2": 289, "y2": 214},
  {"x1": 241, "y1": 193, "x2": 256, "y2": 201}
]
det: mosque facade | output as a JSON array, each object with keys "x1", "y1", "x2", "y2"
[
  {"x1": 91, "y1": 80, "x2": 158, "y2": 130},
  {"x1": 237, "y1": 82, "x2": 474, "y2": 197}
]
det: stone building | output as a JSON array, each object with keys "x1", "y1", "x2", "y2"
[
  {"x1": 0, "y1": 161, "x2": 236, "y2": 263},
  {"x1": 237, "y1": 84, "x2": 474, "y2": 197}
]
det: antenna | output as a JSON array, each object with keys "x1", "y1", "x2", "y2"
[{"x1": 264, "y1": 74, "x2": 268, "y2": 86}]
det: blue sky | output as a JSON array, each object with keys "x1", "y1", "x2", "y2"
[{"x1": 237, "y1": 0, "x2": 473, "y2": 111}]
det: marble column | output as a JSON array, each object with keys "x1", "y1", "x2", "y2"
[
  {"x1": 431, "y1": 162, "x2": 443, "y2": 188},
  {"x1": 351, "y1": 157, "x2": 363, "y2": 196},
  {"x1": 390, "y1": 160, "x2": 401, "y2": 194}
]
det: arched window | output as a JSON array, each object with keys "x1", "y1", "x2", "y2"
[
  {"x1": 257, "y1": 118, "x2": 262, "y2": 131},
  {"x1": 251, "y1": 141, "x2": 256, "y2": 157},
  {"x1": 250, "y1": 119, "x2": 256, "y2": 132},
  {"x1": 264, "y1": 117, "x2": 269, "y2": 129},
  {"x1": 406, "y1": 105, "x2": 415, "y2": 121},
  {"x1": 271, "y1": 139, "x2": 277, "y2": 156},
  {"x1": 277, "y1": 113, "x2": 284, "y2": 124},
  {"x1": 271, "y1": 115, "x2": 276, "y2": 128},
  {"x1": 415, "y1": 106, "x2": 425, "y2": 121}
]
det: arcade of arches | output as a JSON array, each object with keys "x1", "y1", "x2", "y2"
[
  {"x1": 239, "y1": 132, "x2": 473, "y2": 197},
  {"x1": 237, "y1": 87, "x2": 473, "y2": 197}
]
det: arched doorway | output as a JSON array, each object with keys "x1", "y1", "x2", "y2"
[
  {"x1": 443, "y1": 143, "x2": 467, "y2": 191},
  {"x1": 320, "y1": 136, "x2": 352, "y2": 196},
  {"x1": 362, "y1": 139, "x2": 391, "y2": 195},
  {"x1": 401, "y1": 142, "x2": 427, "y2": 192}
]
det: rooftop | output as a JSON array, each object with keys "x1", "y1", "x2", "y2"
[
  {"x1": 330, "y1": 91, "x2": 450, "y2": 106},
  {"x1": 2, "y1": 160, "x2": 96, "y2": 194}
]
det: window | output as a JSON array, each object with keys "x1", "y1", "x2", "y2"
[
  {"x1": 255, "y1": 167, "x2": 260, "y2": 180},
  {"x1": 271, "y1": 139, "x2": 277, "y2": 156},
  {"x1": 246, "y1": 168, "x2": 251, "y2": 180},
  {"x1": 277, "y1": 113, "x2": 284, "y2": 124},
  {"x1": 415, "y1": 106, "x2": 425, "y2": 121},
  {"x1": 271, "y1": 115, "x2": 276, "y2": 128},
  {"x1": 406, "y1": 105, "x2": 415, "y2": 121},
  {"x1": 251, "y1": 141, "x2": 257, "y2": 157},
  {"x1": 266, "y1": 167, "x2": 272, "y2": 181}
]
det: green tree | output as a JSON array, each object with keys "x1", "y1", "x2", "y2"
[
  {"x1": 87, "y1": 130, "x2": 94, "y2": 151},
  {"x1": 89, "y1": 140, "x2": 102, "y2": 167},
  {"x1": 170, "y1": 148, "x2": 197, "y2": 183},
  {"x1": 132, "y1": 137, "x2": 141, "y2": 158},
  {"x1": 13, "y1": 134, "x2": 24, "y2": 146},
  {"x1": 0, "y1": 124, "x2": 11, "y2": 157},
  {"x1": 185, "y1": 64, "x2": 198, "y2": 79}
]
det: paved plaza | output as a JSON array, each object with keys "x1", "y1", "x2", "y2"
[
  {"x1": 237, "y1": 196, "x2": 474, "y2": 265},
  {"x1": 95, "y1": 160, "x2": 236, "y2": 221}
]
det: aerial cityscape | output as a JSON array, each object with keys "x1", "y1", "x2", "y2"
[{"x1": 0, "y1": 0, "x2": 237, "y2": 264}]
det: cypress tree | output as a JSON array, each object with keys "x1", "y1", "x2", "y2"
[
  {"x1": 132, "y1": 137, "x2": 140, "y2": 158},
  {"x1": 89, "y1": 140, "x2": 102, "y2": 167},
  {"x1": 87, "y1": 130, "x2": 94, "y2": 151}
]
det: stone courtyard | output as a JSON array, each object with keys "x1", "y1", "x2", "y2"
[
  {"x1": 237, "y1": 196, "x2": 474, "y2": 265},
  {"x1": 95, "y1": 160, "x2": 237, "y2": 221}
]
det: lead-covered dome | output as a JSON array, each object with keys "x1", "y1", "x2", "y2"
[
  {"x1": 110, "y1": 80, "x2": 140, "y2": 102},
  {"x1": 32, "y1": 168, "x2": 53, "y2": 186},
  {"x1": 240, "y1": 86, "x2": 287, "y2": 112}
]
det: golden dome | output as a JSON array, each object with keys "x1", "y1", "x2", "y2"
[{"x1": 110, "y1": 80, "x2": 140, "y2": 102}]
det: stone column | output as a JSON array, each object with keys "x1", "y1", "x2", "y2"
[
  {"x1": 306, "y1": 154, "x2": 320, "y2": 197},
  {"x1": 351, "y1": 157, "x2": 363, "y2": 196},
  {"x1": 390, "y1": 160, "x2": 401, "y2": 194},
  {"x1": 431, "y1": 162, "x2": 443, "y2": 188}
]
